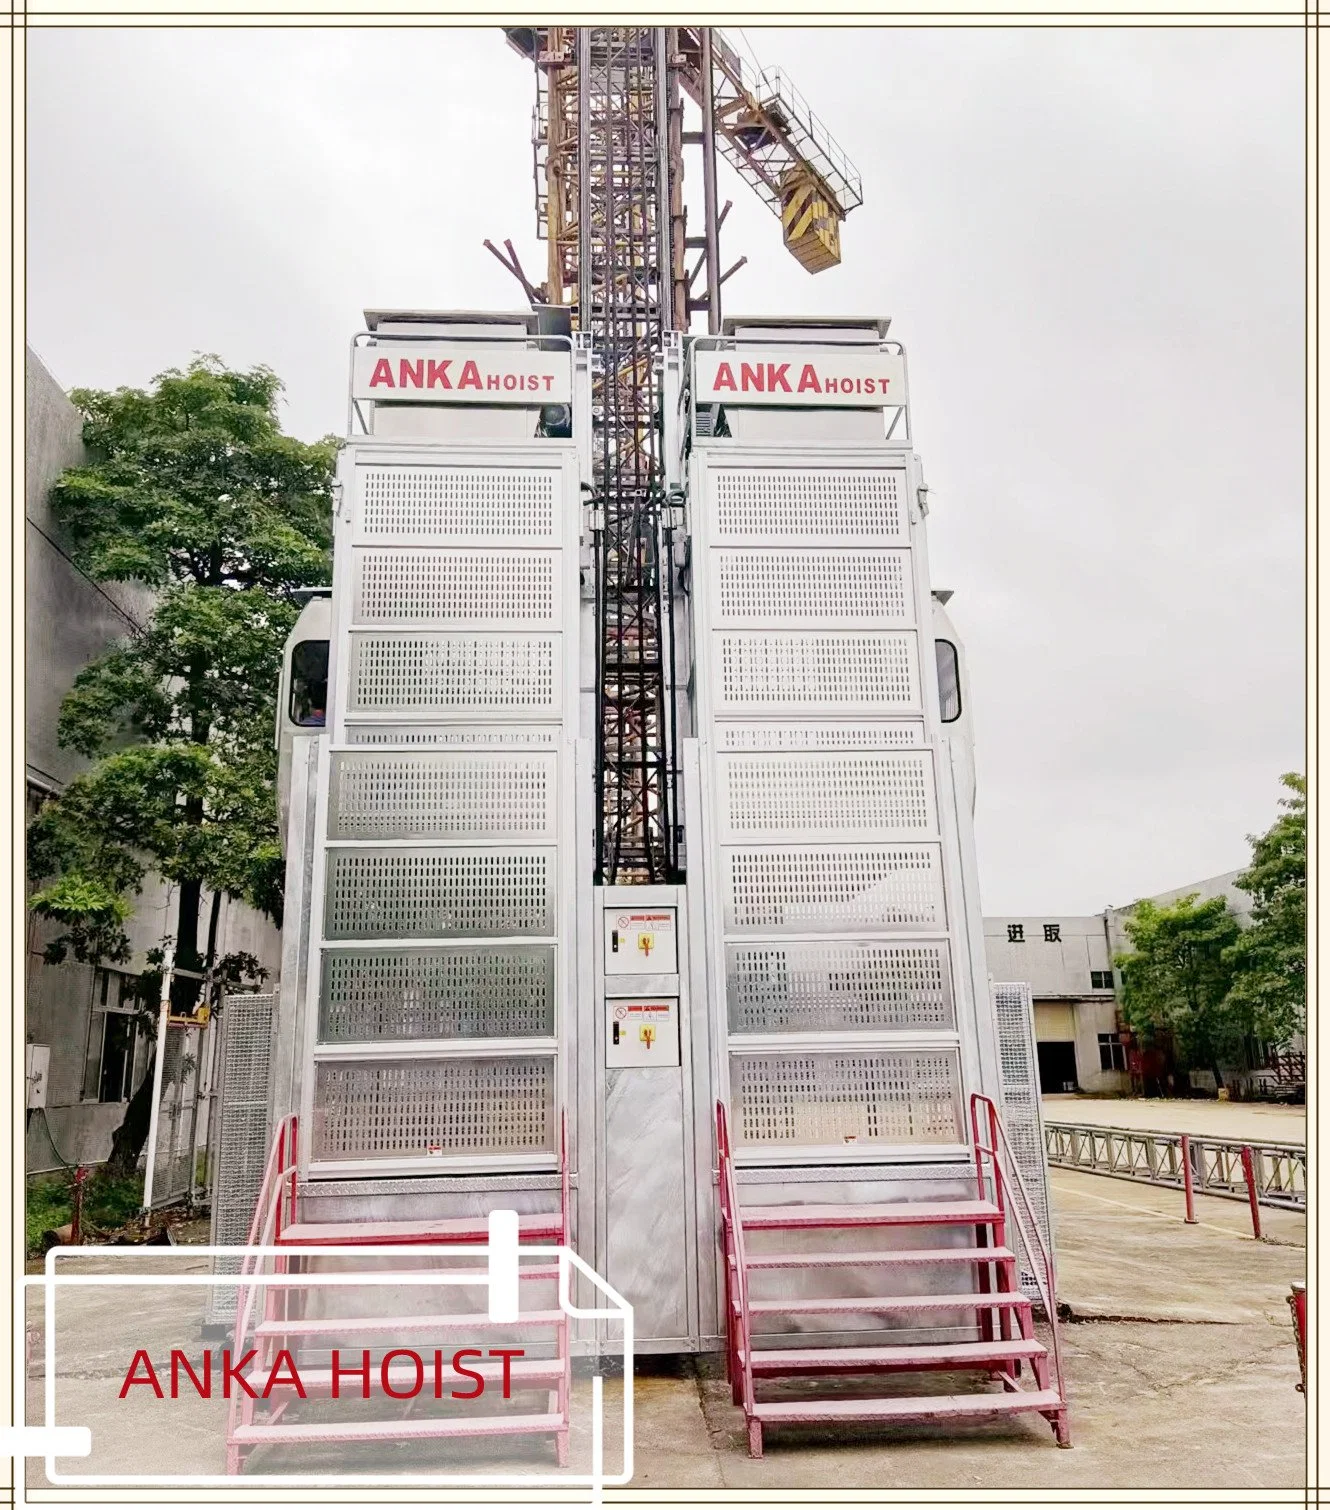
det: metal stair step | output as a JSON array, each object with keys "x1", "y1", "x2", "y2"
[
  {"x1": 739, "y1": 1201, "x2": 1002, "y2": 1232},
  {"x1": 254, "y1": 1310, "x2": 564, "y2": 1338},
  {"x1": 746, "y1": 1247, "x2": 1015, "y2": 1271},
  {"x1": 741, "y1": 1338, "x2": 1047, "y2": 1374},
  {"x1": 747, "y1": 1292, "x2": 1030, "y2": 1317},
  {"x1": 243, "y1": 1265, "x2": 560, "y2": 1284},
  {"x1": 751, "y1": 1388, "x2": 1064, "y2": 1427},
  {"x1": 231, "y1": 1412, "x2": 565, "y2": 1447},
  {"x1": 276, "y1": 1216, "x2": 563, "y2": 1247},
  {"x1": 281, "y1": 1357, "x2": 565, "y2": 1393}
]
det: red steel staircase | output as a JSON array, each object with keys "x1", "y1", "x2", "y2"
[
  {"x1": 224, "y1": 1115, "x2": 572, "y2": 1474},
  {"x1": 716, "y1": 1094, "x2": 1070, "y2": 1458}
]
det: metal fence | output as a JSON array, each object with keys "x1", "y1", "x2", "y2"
[{"x1": 1045, "y1": 1121, "x2": 1305, "y2": 1212}]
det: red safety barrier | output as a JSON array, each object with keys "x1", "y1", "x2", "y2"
[
  {"x1": 1180, "y1": 1135, "x2": 1198, "y2": 1224},
  {"x1": 1289, "y1": 1282, "x2": 1306, "y2": 1393},
  {"x1": 1240, "y1": 1146, "x2": 1263, "y2": 1240}
]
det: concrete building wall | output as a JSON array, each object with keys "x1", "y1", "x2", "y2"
[
  {"x1": 26, "y1": 349, "x2": 154, "y2": 793},
  {"x1": 1105, "y1": 869, "x2": 1252, "y2": 959},
  {"x1": 25, "y1": 349, "x2": 282, "y2": 1174},
  {"x1": 984, "y1": 913, "x2": 1115, "y2": 997}
]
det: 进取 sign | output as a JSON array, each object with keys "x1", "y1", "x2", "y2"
[
  {"x1": 694, "y1": 348, "x2": 906, "y2": 408},
  {"x1": 352, "y1": 343, "x2": 572, "y2": 405}
]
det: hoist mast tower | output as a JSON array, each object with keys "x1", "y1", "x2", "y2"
[{"x1": 498, "y1": 25, "x2": 864, "y2": 884}]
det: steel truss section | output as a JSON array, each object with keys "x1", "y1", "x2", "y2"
[
  {"x1": 1044, "y1": 1121, "x2": 1307, "y2": 1211},
  {"x1": 578, "y1": 27, "x2": 681, "y2": 886}
]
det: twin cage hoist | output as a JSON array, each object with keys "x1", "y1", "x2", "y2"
[{"x1": 263, "y1": 307, "x2": 1048, "y2": 1354}]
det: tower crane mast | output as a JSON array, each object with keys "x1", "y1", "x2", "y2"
[{"x1": 497, "y1": 26, "x2": 863, "y2": 884}]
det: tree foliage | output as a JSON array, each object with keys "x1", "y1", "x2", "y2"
[
  {"x1": 1113, "y1": 773, "x2": 1308, "y2": 1085},
  {"x1": 1225, "y1": 772, "x2": 1307, "y2": 1044},
  {"x1": 1115, "y1": 894, "x2": 1242, "y2": 1083},
  {"x1": 27, "y1": 354, "x2": 334, "y2": 976}
]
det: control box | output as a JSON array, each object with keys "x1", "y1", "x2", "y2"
[
  {"x1": 604, "y1": 907, "x2": 678, "y2": 975},
  {"x1": 26, "y1": 1044, "x2": 49, "y2": 1109},
  {"x1": 606, "y1": 998, "x2": 681, "y2": 1067}
]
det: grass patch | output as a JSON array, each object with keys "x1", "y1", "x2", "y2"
[
  {"x1": 25, "y1": 1175, "x2": 71, "y2": 1255},
  {"x1": 25, "y1": 1168, "x2": 146, "y2": 1255}
]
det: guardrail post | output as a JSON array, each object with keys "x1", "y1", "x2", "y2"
[
  {"x1": 1240, "y1": 1145, "x2": 1263, "y2": 1240},
  {"x1": 1290, "y1": 1282, "x2": 1307, "y2": 1392},
  {"x1": 1180, "y1": 1135, "x2": 1198, "y2": 1224}
]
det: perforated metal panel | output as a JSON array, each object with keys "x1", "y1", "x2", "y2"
[
  {"x1": 714, "y1": 550, "x2": 912, "y2": 625},
  {"x1": 727, "y1": 941, "x2": 955, "y2": 1033},
  {"x1": 343, "y1": 725, "x2": 559, "y2": 748},
  {"x1": 724, "y1": 845, "x2": 946, "y2": 933},
  {"x1": 319, "y1": 945, "x2": 555, "y2": 1042},
  {"x1": 730, "y1": 1049, "x2": 963, "y2": 1148},
  {"x1": 711, "y1": 467, "x2": 907, "y2": 542},
  {"x1": 207, "y1": 993, "x2": 275, "y2": 1324},
  {"x1": 716, "y1": 632, "x2": 919, "y2": 711},
  {"x1": 347, "y1": 633, "x2": 560, "y2": 717},
  {"x1": 718, "y1": 722, "x2": 925, "y2": 751},
  {"x1": 329, "y1": 751, "x2": 556, "y2": 841},
  {"x1": 358, "y1": 465, "x2": 558, "y2": 540},
  {"x1": 324, "y1": 847, "x2": 555, "y2": 939},
  {"x1": 352, "y1": 548, "x2": 559, "y2": 626},
  {"x1": 993, "y1": 982, "x2": 1054, "y2": 1295},
  {"x1": 720, "y1": 752, "x2": 936, "y2": 840},
  {"x1": 313, "y1": 1055, "x2": 556, "y2": 1161}
]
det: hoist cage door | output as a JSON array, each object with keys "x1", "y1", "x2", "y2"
[
  {"x1": 301, "y1": 442, "x2": 581, "y2": 1177},
  {"x1": 688, "y1": 446, "x2": 996, "y2": 1168}
]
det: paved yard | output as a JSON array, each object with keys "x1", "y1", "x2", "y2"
[
  {"x1": 24, "y1": 1156, "x2": 1305, "y2": 1494},
  {"x1": 1042, "y1": 1092, "x2": 1305, "y2": 1144}
]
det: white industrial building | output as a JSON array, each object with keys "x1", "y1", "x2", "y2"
[{"x1": 984, "y1": 871, "x2": 1252, "y2": 1097}]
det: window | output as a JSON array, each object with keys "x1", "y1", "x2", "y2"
[
  {"x1": 82, "y1": 969, "x2": 145, "y2": 1103},
  {"x1": 1098, "y1": 1033, "x2": 1127, "y2": 1073},
  {"x1": 1007, "y1": 924, "x2": 1025, "y2": 943},
  {"x1": 1043, "y1": 924, "x2": 1061, "y2": 943},
  {"x1": 934, "y1": 640, "x2": 961, "y2": 723},
  {"x1": 290, "y1": 640, "x2": 329, "y2": 727},
  {"x1": 1090, "y1": 970, "x2": 1115, "y2": 990}
]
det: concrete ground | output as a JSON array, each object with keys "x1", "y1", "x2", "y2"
[
  {"x1": 24, "y1": 1113, "x2": 1307, "y2": 1492},
  {"x1": 1042, "y1": 1091, "x2": 1306, "y2": 1143}
]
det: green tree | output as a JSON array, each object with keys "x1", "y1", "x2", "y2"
[
  {"x1": 1225, "y1": 772, "x2": 1307, "y2": 1046},
  {"x1": 1114, "y1": 894, "x2": 1243, "y2": 1087},
  {"x1": 27, "y1": 356, "x2": 335, "y2": 1174}
]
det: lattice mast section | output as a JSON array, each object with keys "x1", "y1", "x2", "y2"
[{"x1": 579, "y1": 27, "x2": 680, "y2": 884}]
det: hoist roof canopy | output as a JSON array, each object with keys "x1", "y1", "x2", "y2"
[
  {"x1": 364, "y1": 308, "x2": 540, "y2": 334},
  {"x1": 721, "y1": 315, "x2": 891, "y2": 339}
]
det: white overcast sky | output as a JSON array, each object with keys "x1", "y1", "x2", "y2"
[{"x1": 26, "y1": 26, "x2": 1305, "y2": 916}]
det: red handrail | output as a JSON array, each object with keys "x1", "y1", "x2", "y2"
[
  {"x1": 970, "y1": 1093, "x2": 1066, "y2": 1405},
  {"x1": 716, "y1": 1101, "x2": 755, "y2": 1413},
  {"x1": 226, "y1": 1113, "x2": 299, "y2": 1466}
]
